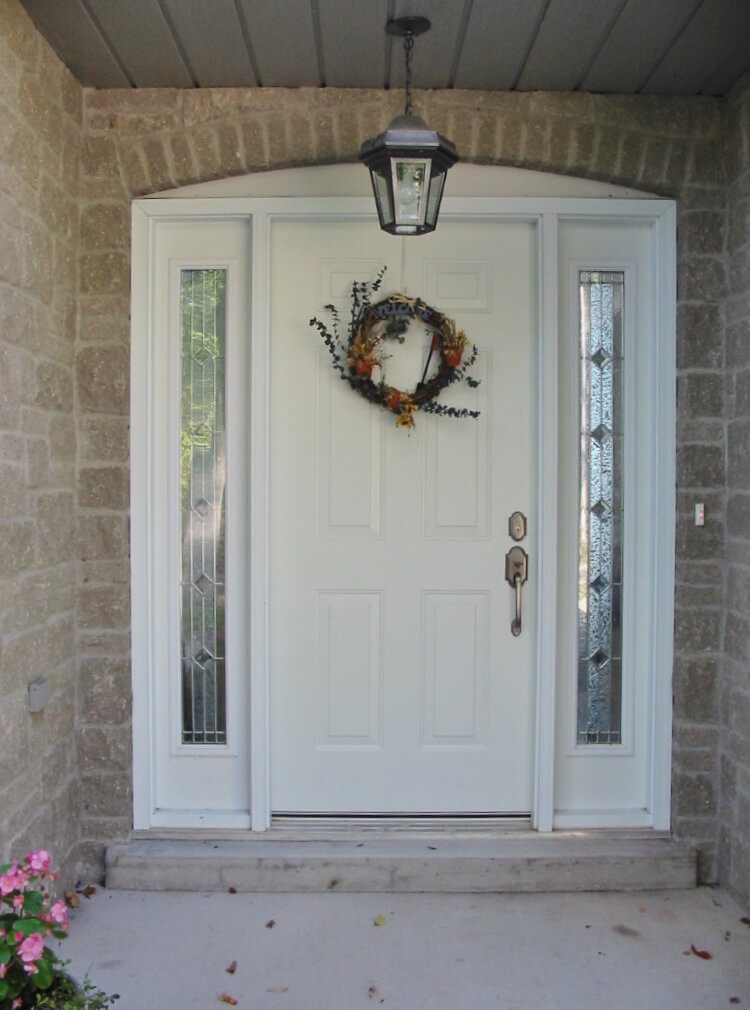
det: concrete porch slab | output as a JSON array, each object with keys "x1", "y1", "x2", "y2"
[
  {"x1": 62, "y1": 887, "x2": 750, "y2": 1010},
  {"x1": 106, "y1": 832, "x2": 696, "y2": 892}
]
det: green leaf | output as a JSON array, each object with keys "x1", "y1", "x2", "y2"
[
  {"x1": 0, "y1": 979, "x2": 8, "y2": 999},
  {"x1": 11, "y1": 916, "x2": 45, "y2": 935},
  {"x1": 23, "y1": 890, "x2": 44, "y2": 914},
  {"x1": 32, "y1": 956, "x2": 54, "y2": 989}
]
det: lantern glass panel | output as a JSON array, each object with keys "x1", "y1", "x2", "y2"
[
  {"x1": 425, "y1": 168, "x2": 446, "y2": 229},
  {"x1": 392, "y1": 158, "x2": 429, "y2": 227},
  {"x1": 372, "y1": 166, "x2": 394, "y2": 226}
]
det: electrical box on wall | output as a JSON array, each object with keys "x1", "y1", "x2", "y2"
[{"x1": 28, "y1": 676, "x2": 49, "y2": 713}]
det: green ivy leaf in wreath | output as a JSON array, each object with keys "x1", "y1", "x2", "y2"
[{"x1": 310, "y1": 267, "x2": 481, "y2": 429}]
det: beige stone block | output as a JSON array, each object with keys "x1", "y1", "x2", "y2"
[
  {"x1": 80, "y1": 560, "x2": 130, "y2": 585},
  {"x1": 80, "y1": 251, "x2": 130, "y2": 296},
  {"x1": 81, "y1": 135, "x2": 120, "y2": 179},
  {"x1": 76, "y1": 514, "x2": 128, "y2": 561},
  {"x1": 79, "y1": 417, "x2": 129, "y2": 462},
  {"x1": 334, "y1": 107, "x2": 359, "y2": 160},
  {"x1": 0, "y1": 631, "x2": 49, "y2": 694},
  {"x1": 142, "y1": 136, "x2": 171, "y2": 190},
  {"x1": 497, "y1": 116, "x2": 523, "y2": 165},
  {"x1": 80, "y1": 177, "x2": 129, "y2": 201},
  {"x1": 592, "y1": 127, "x2": 622, "y2": 182},
  {"x1": 77, "y1": 345, "x2": 129, "y2": 414},
  {"x1": 0, "y1": 461, "x2": 25, "y2": 518},
  {"x1": 35, "y1": 491, "x2": 74, "y2": 565},
  {"x1": 17, "y1": 73, "x2": 64, "y2": 154},
  {"x1": 22, "y1": 219, "x2": 55, "y2": 303},
  {"x1": 193, "y1": 126, "x2": 221, "y2": 179},
  {"x1": 474, "y1": 112, "x2": 498, "y2": 161},
  {"x1": 167, "y1": 133, "x2": 197, "y2": 185},
  {"x1": 548, "y1": 121, "x2": 573, "y2": 171},
  {"x1": 79, "y1": 726, "x2": 132, "y2": 775},
  {"x1": 1, "y1": 1, "x2": 41, "y2": 71},
  {"x1": 77, "y1": 583, "x2": 130, "y2": 629},
  {"x1": 522, "y1": 118, "x2": 549, "y2": 167},
  {"x1": 0, "y1": 342, "x2": 23, "y2": 428},
  {"x1": 0, "y1": 520, "x2": 34, "y2": 577},
  {"x1": 81, "y1": 773, "x2": 132, "y2": 820},
  {"x1": 49, "y1": 414, "x2": 75, "y2": 461},
  {"x1": 80, "y1": 203, "x2": 129, "y2": 251},
  {"x1": 119, "y1": 143, "x2": 150, "y2": 195},
  {"x1": 80, "y1": 631, "x2": 132, "y2": 655},
  {"x1": 313, "y1": 111, "x2": 335, "y2": 163},
  {"x1": 240, "y1": 120, "x2": 267, "y2": 169},
  {"x1": 78, "y1": 466, "x2": 129, "y2": 509},
  {"x1": 26, "y1": 436, "x2": 48, "y2": 487},
  {"x1": 0, "y1": 220, "x2": 24, "y2": 288},
  {"x1": 0, "y1": 432, "x2": 24, "y2": 461},
  {"x1": 80, "y1": 656, "x2": 132, "y2": 724},
  {"x1": 266, "y1": 116, "x2": 286, "y2": 165},
  {"x1": 33, "y1": 359, "x2": 73, "y2": 411},
  {"x1": 217, "y1": 123, "x2": 243, "y2": 174}
]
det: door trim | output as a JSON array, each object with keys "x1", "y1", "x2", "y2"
[{"x1": 131, "y1": 191, "x2": 675, "y2": 833}]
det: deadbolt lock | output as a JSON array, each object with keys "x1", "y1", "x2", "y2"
[{"x1": 508, "y1": 511, "x2": 527, "y2": 541}]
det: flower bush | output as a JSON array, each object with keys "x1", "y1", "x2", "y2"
[{"x1": 0, "y1": 851, "x2": 116, "y2": 1010}]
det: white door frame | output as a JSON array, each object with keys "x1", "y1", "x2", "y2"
[{"x1": 130, "y1": 192, "x2": 675, "y2": 833}]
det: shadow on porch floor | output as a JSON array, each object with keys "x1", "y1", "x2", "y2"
[{"x1": 62, "y1": 887, "x2": 749, "y2": 1010}]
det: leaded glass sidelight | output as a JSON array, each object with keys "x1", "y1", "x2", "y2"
[
  {"x1": 577, "y1": 271, "x2": 624, "y2": 745},
  {"x1": 180, "y1": 269, "x2": 227, "y2": 745}
]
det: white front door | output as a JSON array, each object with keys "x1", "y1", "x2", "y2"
[
  {"x1": 132, "y1": 176, "x2": 676, "y2": 832},
  {"x1": 268, "y1": 217, "x2": 538, "y2": 813}
]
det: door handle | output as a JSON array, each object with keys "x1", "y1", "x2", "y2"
[{"x1": 505, "y1": 546, "x2": 528, "y2": 637}]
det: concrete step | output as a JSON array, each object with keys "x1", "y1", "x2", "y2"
[{"x1": 106, "y1": 832, "x2": 697, "y2": 893}]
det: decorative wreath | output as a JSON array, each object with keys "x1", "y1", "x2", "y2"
[{"x1": 309, "y1": 268, "x2": 480, "y2": 429}]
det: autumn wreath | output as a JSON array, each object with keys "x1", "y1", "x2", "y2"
[{"x1": 310, "y1": 268, "x2": 480, "y2": 429}]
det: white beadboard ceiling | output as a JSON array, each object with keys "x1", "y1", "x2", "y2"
[{"x1": 18, "y1": 0, "x2": 750, "y2": 97}]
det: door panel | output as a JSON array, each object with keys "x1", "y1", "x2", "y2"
[{"x1": 269, "y1": 217, "x2": 538, "y2": 813}]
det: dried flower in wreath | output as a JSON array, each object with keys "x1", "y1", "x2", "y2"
[{"x1": 309, "y1": 268, "x2": 480, "y2": 429}]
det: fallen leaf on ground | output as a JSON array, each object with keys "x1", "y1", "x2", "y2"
[
  {"x1": 266, "y1": 919, "x2": 276, "y2": 929},
  {"x1": 427, "y1": 845, "x2": 437, "y2": 850},
  {"x1": 226, "y1": 961, "x2": 237, "y2": 975},
  {"x1": 373, "y1": 915, "x2": 387, "y2": 927},
  {"x1": 267, "y1": 986, "x2": 288, "y2": 993},
  {"x1": 228, "y1": 886, "x2": 237, "y2": 894},
  {"x1": 64, "y1": 890, "x2": 79, "y2": 909},
  {"x1": 78, "y1": 885, "x2": 97, "y2": 898},
  {"x1": 368, "y1": 986, "x2": 379, "y2": 999},
  {"x1": 218, "y1": 994, "x2": 238, "y2": 1005},
  {"x1": 690, "y1": 944, "x2": 712, "y2": 960},
  {"x1": 638, "y1": 906, "x2": 647, "y2": 913},
  {"x1": 729, "y1": 998, "x2": 741, "y2": 1004},
  {"x1": 741, "y1": 917, "x2": 750, "y2": 927}
]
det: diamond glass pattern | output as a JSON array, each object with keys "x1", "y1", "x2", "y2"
[
  {"x1": 180, "y1": 269, "x2": 227, "y2": 745},
  {"x1": 577, "y1": 271, "x2": 624, "y2": 745}
]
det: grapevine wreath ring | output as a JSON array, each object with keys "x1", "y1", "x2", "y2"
[{"x1": 310, "y1": 269, "x2": 481, "y2": 429}]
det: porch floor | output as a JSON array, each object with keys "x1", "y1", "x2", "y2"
[{"x1": 62, "y1": 886, "x2": 750, "y2": 1010}]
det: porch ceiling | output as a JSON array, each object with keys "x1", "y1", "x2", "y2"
[{"x1": 18, "y1": 0, "x2": 750, "y2": 97}]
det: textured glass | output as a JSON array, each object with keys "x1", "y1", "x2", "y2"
[
  {"x1": 180, "y1": 269, "x2": 227, "y2": 745},
  {"x1": 577, "y1": 271, "x2": 624, "y2": 745}
]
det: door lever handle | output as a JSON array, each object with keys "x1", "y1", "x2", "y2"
[{"x1": 505, "y1": 546, "x2": 528, "y2": 637}]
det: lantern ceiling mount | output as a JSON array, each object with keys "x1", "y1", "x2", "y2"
[{"x1": 358, "y1": 16, "x2": 458, "y2": 237}]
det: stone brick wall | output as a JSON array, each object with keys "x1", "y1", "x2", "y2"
[
  {"x1": 0, "y1": 0, "x2": 82, "y2": 881},
  {"x1": 720, "y1": 76, "x2": 750, "y2": 908},
  {"x1": 76, "y1": 85, "x2": 730, "y2": 882}
]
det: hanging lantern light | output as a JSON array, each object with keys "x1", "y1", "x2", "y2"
[{"x1": 359, "y1": 17, "x2": 458, "y2": 236}]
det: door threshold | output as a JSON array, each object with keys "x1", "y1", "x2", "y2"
[{"x1": 270, "y1": 814, "x2": 532, "y2": 834}]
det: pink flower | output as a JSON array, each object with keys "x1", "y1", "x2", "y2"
[
  {"x1": 12, "y1": 894, "x2": 23, "y2": 910},
  {"x1": 0, "y1": 963, "x2": 6, "y2": 979},
  {"x1": 0, "y1": 864, "x2": 28, "y2": 896},
  {"x1": 13, "y1": 998, "x2": 21, "y2": 1008},
  {"x1": 49, "y1": 899, "x2": 69, "y2": 929},
  {"x1": 25, "y1": 850, "x2": 50, "y2": 874},
  {"x1": 18, "y1": 932, "x2": 44, "y2": 964}
]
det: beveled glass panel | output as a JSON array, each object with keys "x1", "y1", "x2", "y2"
[
  {"x1": 180, "y1": 268, "x2": 227, "y2": 745},
  {"x1": 577, "y1": 271, "x2": 624, "y2": 745}
]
